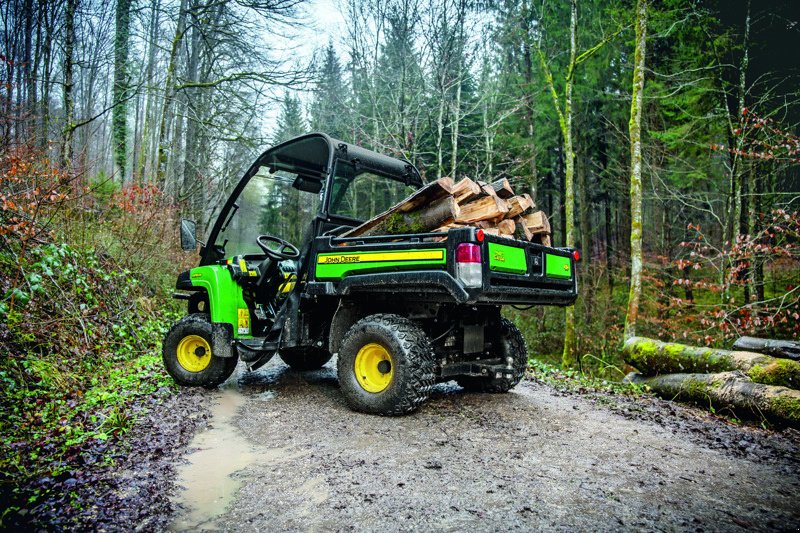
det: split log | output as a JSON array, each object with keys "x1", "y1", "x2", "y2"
[
  {"x1": 432, "y1": 222, "x2": 466, "y2": 233},
  {"x1": 623, "y1": 337, "x2": 800, "y2": 389},
  {"x1": 482, "y1": 228, "x2": 500, "y2": 236},
  {"x1": 451, "y1": 178, "x2": 482, "y2": 204},
  {"x1": 490, "y1": 178, "x2": 515, "y2": 199},
  {"x1": 496, "y1": 219, "x2": 517, "y2": 235},
  {"x1": 625, "y1": 372, "x2": 800, "y2": 426},
  {"x1": 455, "y1": 195, "x2": 509, "y2": 224},
  {"x1": 341, "y1": 177, "x2": 454, "y2": 237},
  {"x1": 732, "y1": 336, "x2": 800, "y2": 361},
  {"x1": 514, "y1": 220, "x2": 532, "y2": 240},
  {"x1": 524, "y1": 211, "x2": 551, "y2": 235},
  {"x1": 481, "y1": 183, "x2": 499, "y2": 198},
  {"x1": 506, "y1": 194, "x2": 534, "y2": 218}
]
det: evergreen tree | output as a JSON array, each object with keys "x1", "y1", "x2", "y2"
[{"x1": 310, "y1": 43, "x2": 348, "y2": 139}]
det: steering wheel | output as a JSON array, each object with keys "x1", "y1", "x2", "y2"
[{"x1": 256, "y1": 234, "x2": 300, "y2": 261}]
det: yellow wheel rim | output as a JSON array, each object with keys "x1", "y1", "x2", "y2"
[
  {"x1": 176, "y1": 335, "x2": 212, "y2": 373},
  {"x1": 354, "y1": 343, "x2": 394, "y2": 393}
]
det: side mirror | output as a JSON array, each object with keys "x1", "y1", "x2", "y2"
[{"x1": 180, "y1": 219, "x2": 197, "y2": 251}]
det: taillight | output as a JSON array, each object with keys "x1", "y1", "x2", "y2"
[
  {"x1": 456, "y1": 243, "x2": 481, "y2": 263},
  {"x1": 572, "y1": 249, "x2": 581, "y2": 262},
  {"x1": 456, "y1": 243, "x2": 482, "y2": 288}
]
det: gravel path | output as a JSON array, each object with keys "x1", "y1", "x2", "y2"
[{"x1": 164, "y1": 359, "x2": 799, "y2": 532}]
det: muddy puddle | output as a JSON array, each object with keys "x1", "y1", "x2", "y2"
[{"x1": 169, "y1": 385, "x2": 256, "y2": 531}]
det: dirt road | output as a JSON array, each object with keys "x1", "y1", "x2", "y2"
[{"x1": 163, "y1": 358, "x2": 799, "y2": 532}]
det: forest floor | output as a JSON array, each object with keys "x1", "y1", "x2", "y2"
[{"x1": 60, "y1": 357, "x2": 800, "y2": 531}]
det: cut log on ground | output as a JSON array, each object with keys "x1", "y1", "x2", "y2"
[
  {"x1": 623, "y1": 337, "x2": 800, "y2": 389},
  {"x1": 341, "y1": 177, "x2": 454, "y2": 237},
  {"x1": 625, "y1": 371, "x2": 800, "y2": 427},
  {"x1": 732, "y1": 336, "x2": 800, "y2": 361}
]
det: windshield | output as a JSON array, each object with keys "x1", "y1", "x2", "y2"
[
  {"x1": 213, "y1": 166, "x2": 321, "y2": 256},
  {"x1": 329, "y1": 160, "x2": 418, "y2": 221}
]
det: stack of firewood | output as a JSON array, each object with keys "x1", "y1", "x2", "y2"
[
  {"x1": 623, "y1": 336, "x2": 800, "y2": 427},
  {"x1": 341, "y1": 176, "x2": 552, "y2": 245}
]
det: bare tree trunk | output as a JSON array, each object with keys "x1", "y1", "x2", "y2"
[
  {"x1": 156, "y1": 0, "x2": 189, "y2": 189},
  {"x1": 61, "y1": 0, "x2": 77, "y2": 170},
  {"x1": 624, "y1": 0, "x2": 648, "y2": 340}
]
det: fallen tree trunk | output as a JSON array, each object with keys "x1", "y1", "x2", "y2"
[
  {"x1": 625, "y1": 372, "x2": 800, "y2": 426},
  {"x1": 732, "y1": 336, "x2": 800, "y2": 361},
  {"x1": 623, "y1": 337, "x2": 800, "y2": 389}
]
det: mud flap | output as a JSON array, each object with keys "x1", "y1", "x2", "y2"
[{"x1": 212, "y1": 322, "x2": 235, "y2": 358}]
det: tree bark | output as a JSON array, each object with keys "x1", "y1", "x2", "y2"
[
  {"x1": 625, "y1": 372, "x2": 800, "y2": 426},
  {"x1": 623, "y1": 337, "x2": 800, "y2": 389},
  {"x1": 624, "y1": 0, "x2": 648, "y2": 340},
  {"x1": 113, "y1": 0, "x2": 132, "y2": 182},
  {"x1": 156, "y1": 0, "x2": 189, "y2": 189},
  {"x1": 61, "y1": 0, "x2": 77, "y2": 170}
]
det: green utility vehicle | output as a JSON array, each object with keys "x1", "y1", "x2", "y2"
[{"x1": 165, "y1": 133, "x2": 579, "y2": 415}]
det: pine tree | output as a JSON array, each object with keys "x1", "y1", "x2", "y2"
[{"x1": 310, "y1": 43, "x2": 347, "y2": 139}]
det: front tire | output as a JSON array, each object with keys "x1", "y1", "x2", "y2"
[
  {"x1": 337, "y1": 314, "x2": 435, "y2": 416},
  {"x1": 456, "y1": 318, "x2": 528, "y2": 393},
  {"x1": 162, "y1": 314, "x2": 238, "y2": 387},
  {"x1": 279, "y1": 347, "x2": 333, "y2": 371}
]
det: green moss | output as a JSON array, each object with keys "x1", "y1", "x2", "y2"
[
  {"x1": 767, "y1": 395, "x2": 800, "y2": 424},
  {"x1": 749, "y1": 359, "x2": 800, "y2": 388}
]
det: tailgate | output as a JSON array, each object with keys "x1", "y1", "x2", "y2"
[{"x1": 477, "y1": 236, "x2": 578, "y2": 306}]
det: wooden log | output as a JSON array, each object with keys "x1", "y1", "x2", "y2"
[
  {"x1": 432, "y1": 222, "x2": 466, "y2": 233},
  {"x1": 732, "y1": 336, "x2": 800, "y2": 361},
  {"x1": 451, "y1": 178, "x2": 483, "y2": 204},
  {"x1": 361, "y1": 196, "x2": 460, "y2": 236},
  {"x1": 482, "y1": 228, "x2": 500, "y2": 236},
  {"x1": 455, "y1": 195, "x2": 510, "y2": 224},
  {"x1": 524, "y1": 211, "x2": 551, "y2": 235},
  {"x1": 623, "y1": 337, "x2": 800, "y2": 389},
  {"x1": 625, "y1": 372, "x2": 800, "y2": 427},
  {"x1": 497, "y1": 219, "x2": 517, "y2": 235},
  {"x1": 540, "y1": 234, "x2": 551, "y2": 247},
  {"x1": 490, "y1": 178, "x2": 515, "y2": 199},
  {"x1": 481, "y1": 183, "x2": 499, "y2": 198},
  {"x1": 505, "y1": 194, "x2": 534, "y2": 218},
  {"x1": 341, "y1": 177, "x2": 454, "y2": 237},
  {"x1": 514, "y1": 220, "x2": 532, "y2": 240}
]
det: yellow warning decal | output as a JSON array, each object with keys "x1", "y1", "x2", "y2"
[
  {"x1": 317, "y1": 250, "x2": 444, "y2": 265},
  {"x1": 237, "y1": 308, "x2": 250, "y2": 335}
]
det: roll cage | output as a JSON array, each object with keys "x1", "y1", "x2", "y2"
[{"x1": 199, "y1": 133, "x2": 423, "y2": 266}]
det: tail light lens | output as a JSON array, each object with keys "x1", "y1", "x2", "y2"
[
  {"x1": 456, "y1": 243, "x2": 481, "y2": 263},
  {"x1": 572, "y1": 249, "x2": 581, "y2": 262},
  {"x1": 456, "y1": 243, "x2": 482, "y2": 288}
]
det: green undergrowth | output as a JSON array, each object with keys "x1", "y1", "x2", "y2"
[
  {"x1": 526, "y1": 357, "x2": 649, "y2": 396},
  {"x1": 0, "y1": 240, "x2": 180, "y2": 521}
]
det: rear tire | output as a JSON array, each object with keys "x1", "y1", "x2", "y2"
[
  {"x1": 162, "y1": 314, "x2": 238, "y2": 387},
  {"x1": 279, "y1": 347, "x2": 333, "y2": 371},
  {"x1": 456, "y1": 318, "x2": 527, "y2": 393},
  {"x1": 337, "y1": 314, "x2": 435, "y2": 415}
]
